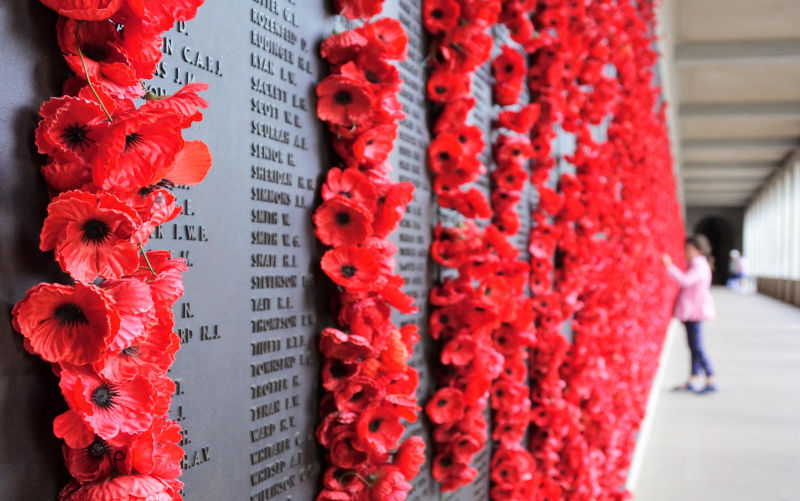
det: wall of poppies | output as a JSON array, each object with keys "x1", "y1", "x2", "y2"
[
  {"x1": 313, "y1": 0, "x2": 683, "y2": 500},
  {"x1": 7, "y1": 0, "x2": 684, "y2": 500}
]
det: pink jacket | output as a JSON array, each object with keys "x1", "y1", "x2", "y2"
[{"x1": 667, "y1": 256, "x2": 716, "y2": 322}]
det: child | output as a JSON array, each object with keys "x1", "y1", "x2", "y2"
[{"x1": 662, "y1": 235, "x2": 717, "y2": 393}]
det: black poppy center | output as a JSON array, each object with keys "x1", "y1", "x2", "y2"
[
  {"x1": 341, "y1": 265, "x2": 357, "y2": 278},
  {"x1": 439, "y1": 314, "x2": 449, "y2": 324},
  {"x1": 335, "y1": 211, "x2": 351, "y2": 226},
  {"x1": 124, "y1": 132, "x2": 144, "y2": 152},
  {"x1": 438, "y1": 151, "x2": 450, "y2": 161},
  {"x1": 440, "y1": 456, "x2": 453, "y2": 467},
  {"x1": 87, "y1": 437, "x2": 109, "y2": 459},
  {"x1": 121, "y1": 345, "x2": 141, "y2": 357},
  {"x1": 81, "y1": 43, "x2": 111, "y2": 62},
  {"x1": 330, "y1": 361, "x2": 349, "y2": 379},
  {"x1": 60, "y1": 123, "x2": 94, "y2": 152},
  {"x1": 91, "y1": 384, "x2": 117, "y2": 409},
  {"x1": 334, "y1": 90, "x2": 353, "y2": 105},
  {"x1": 81, "y1": 218, "x2": 111, "y2": 244},
  {"x1": 368, "y1": 418, "x2": 383, "y2": 433},
  {"x1": 431, "y1": 8, "x2": 443, "y2": 19},
  {"x1": 436, "y1": 398, "x2": 448, "y2": 407},
  {"x1": 364, "y1": 70, "x2": 379, "y2": 84},
  {"x1": 434, "y1": 85, "x2": 447, "y2": 94},
  {"x1": 54, "y1": 303, "x2": 89, "y2": 327},
  {"x1": 505, "y1": 64, "x2": 514, "y2": 73}
]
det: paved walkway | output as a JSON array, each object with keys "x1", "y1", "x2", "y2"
[{"x1": 632, "y1": 287, "x2": 800, "y2": 501}]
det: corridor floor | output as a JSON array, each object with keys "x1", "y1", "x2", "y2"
[{"x1": 633, "y1": 287, "x2": 800, "y2": 501}]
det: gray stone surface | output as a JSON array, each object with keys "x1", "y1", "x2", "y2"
[{"x1": 634, "y1": 287, "x2": 800, "y2": 501}]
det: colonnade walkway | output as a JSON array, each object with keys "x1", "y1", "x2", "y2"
[{"x1": 632, "y1": 287, "x2": 800, "y2": 501}]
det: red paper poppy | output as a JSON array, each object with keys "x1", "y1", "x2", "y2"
[
  {"x1": 332, "y1": 0, "x2": 383, "y2": 20},
  {"x1": 41, "y1": 0, "x2": 123, "y2": 20},
  {"x1": 92, "y1": 109, "x2": 184, "y2": 193},
  {"x1": 361, "y1": 465, "x2": 412, "y2": 501},
  {"x1": 12, "y1": 282, "x2": 118, "y2": 365},
  {"x1": 317, "y1": 75, "x2": 376, "y2": 130},
  {"x1": 314, "y1": 197, "x2": 373, "y2": 247},
  {"x1": 321, "y1": 245, "x2": 383, "y2": 292},
  {"x1": 427, "y1": 70, "x2": 470, "y2": 103},
  {"x1": 373, "y1": 181, "x2": 414, "y2": 237},
  {"x1": 132, "y1": 251, "x2": 187, "y2": 309},
  {"x1": 360, "y1": 18, "x2": 408, "y2": 61},
  {"x1": 424, "y1": 0, "x2": 461, "y2": 34},
  {"x1": 356, "y1": 403, "x2": 405, "y2": 455},
  {"x1": 61, "y1": 474, "x2": 176, "y2": 501},
  {"x1": 57, "y1": 18, "x2": 140, "y2": 99},
  {"x1": 125, "y1": 416, "x2": 183, "y2": 480},
  {"x1": 322, "y1": 167, "x2": 378, "y2": 212},
  {"x1": 60, "y1": 365, "x2": 155, "y2": 440},
  {"x1": 36, "y1": 95, "x2": 110, "y2": 165},
  {"x1": 96, "y1": 307, "x2": 178, "y2": 382},
  {"x1": 393, "y1": 436, "x2": 425, "y2": 481},
  {"x1": 40, "y1": 190, "x2": 141, "y2": 282},
  {"x1": 426, "y1": 387, "x2": 465, "y2": 424}
]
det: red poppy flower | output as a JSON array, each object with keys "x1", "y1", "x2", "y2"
[
  {"x1": 322, "y1": 167, "x2": 378, "y2": 212},
  {"x1": 356, "y1": 403, "x2": 404, "y2": 455},
  {"x1": 320, "y1": 327, "x2": 375, "y2": 363},
  {"x1": 321, "y1": 245, "x2": 383, "y2": 292},
  {"x1": 57, "y1": 18, "x2": 141, "y2": 99},
  {"x1": 361, "y1": 465, "x2": 412, "y2": 501},
  {"x1": 360, "y1": 18, "x2": 408, "y2": 61},
  {"x1": 40, "y1": 190, "x2": 141, "y2": 282},
  {"x1": 350, "y1": 123, "x2": 397, "y2": 167},
  {"x1": 332, "y1": 0, "x2": 383, "y2": 19},
  {"x1": 435, "y1": 97, "x2": 475, "y2": 134},
  {"x1": 321, "y1": 30, "x2": 370, "y2": 64},
  {"x1": 41, "y1": 0, "x2": 123, "y2": 20},
  {"x1": 497, "y1": 103, "x2": 541, "y2": 134},
  {"x1": 426, "y1": 387, "x2": 465, "y2": 424},
  {"x1": 54, "y1": 409, "x2": 129, "y2": 483},
  {"x1": 506, "y1": 14, "x2": 535, "y2": 45},
  {"x1": 373, "y1": 182, "x2": 414, "y2": 237},
  {"x1": 62, "y1": 474, "x2": 176, "y2": 501},
  {"x1": 117, "y1": 0, "x2": 204, "y2": 32},
  {"x1": 393, "y1": 436, "x2": 425, "y2": 481},
  {"x1": 60, "y1": 365, "x2": 155, "y2": 439},
  {"x1": 36, "y1": 95, "x2": 110, "y2": 165},
  {"x1": 141, "y1": 83, "x2": 210, "y2": 129},
  {"x1": 424, "y1": 0, "x2": 461, "y2": 33},
  {"x1": 132, "y1": 251, "x2": 187, "y2": 309},
  {"x1": 427, "y1": 70, "x2": 470, "y2": 103},
  {"x1": 317, "y1": 75, "x2": 376, "y2": 128},
  {"x1": 125, "y1": 417, "x2": 183, "y2": 480},
  {"x1": 428, "y1": 133, "x2": 463, "y2": 174},
  {"x1": 100, "y1": 277, "x2": 155, "y2": 351},
  {"x1": 95, "y1": 307, "x2": 178, "y2": 382},
  {"x1": 314, "y1": 197, "x2": 373, "y2": 247},
  {"x1": 41, "y1": 157, "x2": 93, "y2": 193},
  {"x1": 450, "y1": 187, "x2": 492, "y2": 219},
  {"x1": 92, "y1": 109, "x2": 184, "y2": 193},
  {"x1": 12, "y1": 282, "x2": 118, "y2": 365}
]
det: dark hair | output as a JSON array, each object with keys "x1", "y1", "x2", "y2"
[{"x1": 686, "y1": 234, "x2": 714, "y2": 269}]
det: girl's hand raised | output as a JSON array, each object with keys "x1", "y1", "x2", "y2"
[{"x1": 662, "y1": 254, "x2": 672, "y2": 266}]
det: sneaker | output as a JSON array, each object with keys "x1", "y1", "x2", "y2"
[
  {"x1": 672, "y1": 383, "x2": 699, "y2": 393},
  {"x1": 697, "y1": 384, "x2": 717, "y2": 394}
]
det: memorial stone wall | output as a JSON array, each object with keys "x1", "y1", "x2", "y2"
[{"x1": 0, "y1": 1, "x2": 537, "y2": 499}]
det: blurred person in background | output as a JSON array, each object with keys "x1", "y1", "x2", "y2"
[
  {"x1": 727, "y1": 249, "x2": 748, "y2": 293},
  {"x1": 663, "y1": 235, "x2": 717, "y2": 394}
]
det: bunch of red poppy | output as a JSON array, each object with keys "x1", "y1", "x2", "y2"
[
  {"x1": 314, "y1": 10, "x2": 425, "y2": 501},
  {"x1": 422, "y1": 0, "x2": 513, "y2": 492},
  {"x1": 485, "y1": 39, "x2": 540, "y2": 501},
  {"x1": 11, "y1": 1, "x2": 211, "y2": 500},
  {"x1": 507, "y1": 0, "x2": 685, "y2": 499}
]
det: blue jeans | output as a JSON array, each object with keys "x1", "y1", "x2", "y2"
[{"x1": 684, "y1": 321, "x2": 713, "y2": 377}]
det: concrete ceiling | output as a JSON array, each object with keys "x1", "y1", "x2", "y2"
[{"x1": 673, "y1": 0, "x2": 800, "y2": 207}]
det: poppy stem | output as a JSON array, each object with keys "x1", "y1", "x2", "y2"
[
  {"x1": 338, "y1": 471, "x2": 373, "y2": 487},
  {"x1": 75, "y1": 22, "x2": 114, "y2": 122},
  {"x1": 138, "y1": 243, "x2": 157, "y2": 277}
]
